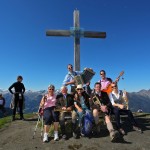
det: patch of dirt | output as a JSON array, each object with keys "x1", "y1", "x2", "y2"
[{"x1": 0, "y1": 114, "x2": 150, "y2": 150}]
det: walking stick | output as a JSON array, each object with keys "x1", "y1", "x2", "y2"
[{"x1": 32, "y1": 107, "x2": 44, "y2": 139}]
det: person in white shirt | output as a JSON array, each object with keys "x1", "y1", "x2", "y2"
[{"x1": 109, "y1": 83, "x2": 142, "y2": 135}]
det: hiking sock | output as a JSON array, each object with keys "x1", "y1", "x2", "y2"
[
  {"x1": 106, "y1": 122, "x2": 119, "y2": 141},
  {"x1": 43, "y1": 132, "x2": 48, "y2": 142},
  {"x1": 94, "y1": 115, "x2": 99, "y2": 125},
  {"x1": 106, "y1": 122, "x2": 114, "y2": 132},
  {"x1": 44, "y1": 132, "x2": 48, "y2": 136},
  {"x1": 54, "y1": 131, "x2": 59, "y2": 141}
]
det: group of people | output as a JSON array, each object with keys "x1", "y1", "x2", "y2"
[
  {"x1": 39, "y1": 64, "x2": 142, "y2": 143},
  {"x1": 0, "y1": 64, "x2": 142, "y2": 143}
]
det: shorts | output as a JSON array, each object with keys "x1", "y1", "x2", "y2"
[{"x1": 43, "y1": 106, "x2": 59, "y2": 125}]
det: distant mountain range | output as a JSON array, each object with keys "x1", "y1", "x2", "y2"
[{"x1": 0, "y1": 89, "x2": 150, "y2": 117}]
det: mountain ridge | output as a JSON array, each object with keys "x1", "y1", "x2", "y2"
[{"x1": 0, "y1": 89, "x2": 150, "y2": 114}]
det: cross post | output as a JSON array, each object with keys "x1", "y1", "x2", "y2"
[{"x1": 46, "y1": 10, "x2": 106, "y2": 71}]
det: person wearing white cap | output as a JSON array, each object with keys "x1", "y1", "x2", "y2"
[{"x1": 73, "y1": 84, "x2": 94, "y2": 137}]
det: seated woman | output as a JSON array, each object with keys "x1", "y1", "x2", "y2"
[
  {"x1": 73, "y1": 84, "x2": 94, "y2": 137},
  {"x1": 109, "y1": 83, "x2": 142, "y2": 135},
  {"x1": 39, "y1": 84, "x2": 59, "y2": 142}
]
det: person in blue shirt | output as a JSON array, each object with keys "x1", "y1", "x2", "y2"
[{"x1": 63, "y1": 64, "x2": 80, "y2": 94}]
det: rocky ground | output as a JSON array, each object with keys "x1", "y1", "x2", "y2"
[{"x1": 0, "y1": 113, "x2": 150, "y2": 150}]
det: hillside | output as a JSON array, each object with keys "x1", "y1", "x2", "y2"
[{"x1": 128, "y1": 89, "x2": 150, "y2": 112}]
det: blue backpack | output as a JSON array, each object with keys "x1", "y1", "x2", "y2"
[{"x1": 81, "y1": 111, "x2": 94, "y2": 136}]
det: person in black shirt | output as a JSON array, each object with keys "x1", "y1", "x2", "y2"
[
  {"x1": 90, "y1": 82, "x2": 120, "y2": 142},
  {"x1": 56, "y1": 86, "x2": 74, "y2": 140},
  {"x1": 8, "y1": 75, "x2": 25, "y2": 121}
]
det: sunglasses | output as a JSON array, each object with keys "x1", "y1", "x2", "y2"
[
  {"x1": 68, "y1": 67, "x2": 73, "y2": 69},
  {"x1": 112, "y1": 86, "x2": 117, "y2": 88},
  {"x1": 49, "y1": 89, "x2": 54, "y2": 91},
  {"x1": 77, "y1": 88, "x2": 83, "y2": 91}
]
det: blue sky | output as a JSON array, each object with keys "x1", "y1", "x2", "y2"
[{"x1": 0, "y1": 0, "x2": 150, "y2": 92}]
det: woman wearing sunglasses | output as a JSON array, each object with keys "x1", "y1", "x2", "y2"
[
  {"x1": 40, "y1": 84, "x2": 59, "y2": 142},
  {"x1": 73, "y1": 84, "x2": 94, "y2": 137}
]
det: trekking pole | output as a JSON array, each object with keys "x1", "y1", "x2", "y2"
[
  {"x1": 40, "y1": 115, "x2": 44, "y2": 140},
  {"x1": 32, "y1": 113, "x2": 41, "y2": 139},
  {"x1": 32, "y1": 106, "x2": 44, "y2": 139}
]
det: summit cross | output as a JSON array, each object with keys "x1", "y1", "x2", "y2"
[{"x1": 46, "y1": 9, "x2": 106, "y2": 71}]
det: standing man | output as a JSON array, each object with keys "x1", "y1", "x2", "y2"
[
  {"x1": 98, "y1": 70, "x2": 112, "y2": 94},
  {"x1": 8, "y1": 75, "x2": 25, "y2": 121},
  {"x1": 63, "y1": 64, "x2": 80, "y2": 94}
]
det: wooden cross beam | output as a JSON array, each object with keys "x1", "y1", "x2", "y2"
[{"x1": 46, "y1": 10, "x2": 106, "y2": 71}]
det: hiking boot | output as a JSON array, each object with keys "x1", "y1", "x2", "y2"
[
  {"x1": 54, "y1": 131, "x2": 59, "y2": 141},
  {"x1": 20, "y1": 117, "x2": 25, "y2": 121},
  {"x1": 80, "y1": 132, "x2": 85, "y2": 137},
  {"x1": 72, "y1": 123, "x2": 78, "y2": 139},
  {"x1": 43, "y1": 133, "x2": 48, "y2": 142},
  {"x1": 110, "y1": 130, "x2": 120, "y2": 142},
  {"x1": 92, "y1": 124, "x2": 100, "y2": 136},
  {"x1": 133, "y1": 126, "x2": 143, "y2": 133},
  {"x1": 119, "y1": 128, "x2": 126, "y2": 135},
  {"x1": 73, "y1": 132, "x2": 78, "y2": 139},
  {"x1": 62, "y1": 134, "x2": 67, "y2": 140},
  {"x1": 60, "y1": 125, "x2": 66, "y2": 139},
  {"x1": 12, "y1": 116, "x2": 15, "y2": 121}
]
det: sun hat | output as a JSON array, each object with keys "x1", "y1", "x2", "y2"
[{"x1": 76, "y1": 84, "x2": 84, "y2": 90}]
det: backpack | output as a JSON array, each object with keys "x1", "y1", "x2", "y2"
[{"x1": 81, "y1": 111, "x2": 94, "y2": 136}]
